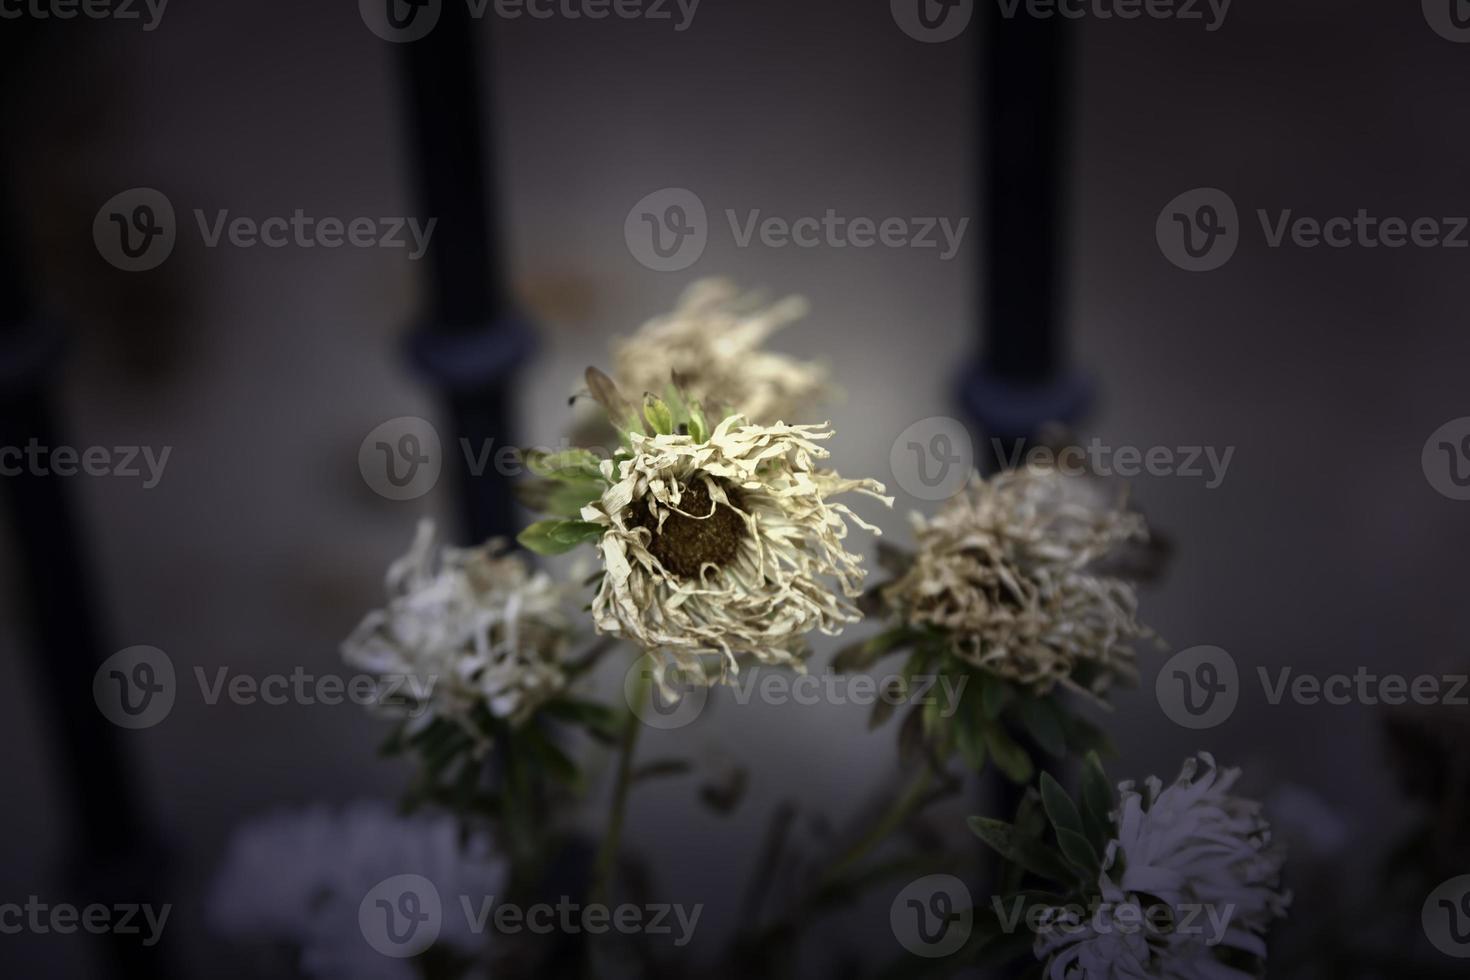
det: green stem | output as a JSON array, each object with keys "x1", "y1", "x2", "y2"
[
  {"x1": 818, "y1": 766, "x2": 935, "y2": 891},
  {"x1": 590, "y1": 664, "x2": 648, "y2": 906}
]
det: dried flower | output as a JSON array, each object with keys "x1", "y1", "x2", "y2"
[
  {"x1": 342, "y1": 520, "x2": 573, "y2": 734},
  {"x1": 581, "y1": 412, "x2": 890, "y2": 688},
  {"x1": 883, "y1": 466, "x2": 1152, "y2": 699},
  {"x1": 1035, "y1": 754, "x2": 1289, "y2": 979},
  {"x1": 611, "y1": 279, "x2": 832, "y2": 424},
  {"x1": 208, "y1": 801, "x2": 505, "y2": 979}
]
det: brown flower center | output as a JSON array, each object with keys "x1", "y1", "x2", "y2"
[{"x1": 630, "y1": 477, "x2": 746, "y2": 578}]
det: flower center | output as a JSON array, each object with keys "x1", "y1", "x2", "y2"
[{"x1": 631, "y1": 477, "x2": 746, "y2": 578}]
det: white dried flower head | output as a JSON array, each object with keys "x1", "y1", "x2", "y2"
[
  {"x1": 207, "y1": 801, "x2": 505, "y2": 979},
  {"x1": 1035, "y1": 755, "x2": 1288, "y2": 979},
  {"x1": 883, "y1": 466, "x2": 1151, "y2": 697},
  {"x1": 1033, "y1": 886, "x2": 1162, "y2": 980},
  {"x1": 1110, "y1": 753, "x2": 1289, "y2": 945},
  {"x1": 611, "y1": 279, "x2": 832, "y2": 425},
  {"x1": 582, "y1": 414, "x2": 890, "y2": 687},
  {"x1": 343, "y1": 520, "x2": 573, "y2": 733}
]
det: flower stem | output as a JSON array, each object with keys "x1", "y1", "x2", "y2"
[
  {"x1": 590, "y1": 664, "x2": 648, "y2": 906},
  {"x1": 818, "y1": 766, "x2": 934, "y2": 891}
]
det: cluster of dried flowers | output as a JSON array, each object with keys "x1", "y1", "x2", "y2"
[{"x1": 312, "y1": 280, "x2": 1287, "y2": 979}]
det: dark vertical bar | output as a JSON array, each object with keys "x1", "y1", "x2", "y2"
[
  {"x1": 0, "y1": 33, "x2": 171, "y2": 975},
  {"x1": 397, "y1": 3, "x2": 532, "y2": 545},
  {"x1": 963, "y1": 16, "x2": 1085, "y2": 977},
  {"x1": 960, "y1": 5, "x2": 1090, "y2": 468}
]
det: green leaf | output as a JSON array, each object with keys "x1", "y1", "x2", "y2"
[
  {"x1": 1062, "y1": 712, "x2": 1117, "y2": 758},
  {"x1": 516, "y1": 476, "x2": 606, "y2": 519},
  {"x1": 1080, "y1": 752, "x2": 1116, "y2": 852},
  {"x1": 981, "y1": 678, "x2": 1015, "y2": 719},
  {"x1": 642, "y1": 394, "x2": 675, "y2": 435},
  {"x1": 830, "y1": 627, "x2": 917, "y2": 672},
  {"x1": 585, "y1": 367, "x2": 642, "y2": 436},
  {"x1": 686, "y1": 400, "x2": 709, "y2": 442},
  {"x1": 868, "y1": 683, "x2": 901, "y2": 730},
  {"x1": 1056, "y1": 828, "x2": 1102, "y2": 881},
  {"x1": 543, "y1": 698, "x2": 622, "y2": 742},
  {"x1": 1039, "y1": 773, "x2": 1084, "y2": 840},
  {"x1": 1016, "y1": 697, "x2": 1067, "y2": 758},
  {"x1": 517, "y1": 519, "x2": 602, "y2": 555},
  {"x1": 955, "y1": 709, "x2": 988, "y2": 772},
  {"x1": 526, "y1": 448, "x2": 605, "y2": 481},
  {"x1": 967, "y1": 817, "x2": 1073, "y2": 884},
  {"x1": 982, "y1": 722, "x2": 1035, "y2": 784}
]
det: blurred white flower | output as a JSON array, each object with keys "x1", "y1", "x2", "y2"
[
  {"x1": 342, "y1": 520, "x2": 573, "y2": 734},
  {"x1": 1034, "y1": 885, "x2": 1160, "y2": 980},
  {"x1": 1035, "y1": 754, "x2": 1288, "y2": 979},
  {"x1": 610, "y1": 279, "x2": 832, "y2": 425},
  {"x1": 207, "y1": 801, "x2": 505, "y2": 980},
  {"x1": 1111, "y1": 753, "x2": 1289, "y2": 941},
  {"x1": 583, "y1": 414, "x2": 889, "y2": 687},
  {"x1": 883, "y1": 466, "x2": 1151, "y2": 698}
]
